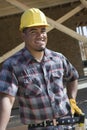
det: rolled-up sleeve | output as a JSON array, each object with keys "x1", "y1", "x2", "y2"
[
  {"x1": 0, "y1": 61, "x2": 18, "y2": 96},
  {"x1": 62, "y1": 55, "x2": 79, "y2": 82}
]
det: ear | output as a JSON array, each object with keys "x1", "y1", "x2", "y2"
[{"x1": 21, "y1": 31, "x2": 26, "y2": 41}]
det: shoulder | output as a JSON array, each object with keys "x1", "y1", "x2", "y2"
[
  {"x1": 46, "y1": 48, "x2": 65, "y2": 60},
  {"x1": 2, "y1": 48, "x2": 26, "y2": 67}
]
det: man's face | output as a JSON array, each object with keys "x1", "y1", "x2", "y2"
[{"x1": 22, "y1": 26, "x2": 47, "y2": 52}]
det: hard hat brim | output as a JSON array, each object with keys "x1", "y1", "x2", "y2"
[{"x1": 20, "y1": 23, "x2": 50, "y2": 31}]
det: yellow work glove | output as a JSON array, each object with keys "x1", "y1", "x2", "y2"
[
  {"x1": 69, "y1": 99, "x2": 83, "y2": 115},
  {"x1": 70, "y1": 99, "x2": 85, "y2": 127}
]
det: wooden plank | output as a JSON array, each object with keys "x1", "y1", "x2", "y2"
[
  {"x1": 5, "y1": 0, "x2": 87, "y2": 43},
  {"x1": 6, "y1": 0, "x2": 79, "y2": 11},
  {"x1": 25, "y1": 0, "x2": 79, "y2": 9},
  {"x1": 5, "y1": 1, "x2": 85, "y2": 42},
  {"x1": 6, "y1": 0, "x2": 29, "y2": 10},
  {"x1": 6, "y1": 0, "x2": 87, "y2": 43},
  {"x1": 7, "y1": 125, "x2": 27, "y2": 130},
  {"x1": 0, "y1": 42, "x2": 25, "y2": 63},
  {"x1": 47, "y1": 16, "x2": 87, "y2": 43},
  {"x1": 0, "y1": 1, "x2": 87, "y2": 63},
  {"x1": 0, "y1": 8, "x2": 21, "y2": 17},
  {"x1": 47, "y1": 4, "x2": 84, "y2": 31},
  {"x1": 80, "y1": 0, "x2": 87, "y2": 8},
  {"x1": 0, "y1": 0, "x2": 79, "y2": 17}
]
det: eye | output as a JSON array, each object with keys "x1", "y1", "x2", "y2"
[
  {"x1": 30, "y1": 30, "x2": 37, "y2": 34},
  {"x1": 41, "y1": 28, "x2": 46, "y2": 33}
]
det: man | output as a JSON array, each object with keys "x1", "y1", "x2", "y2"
[{"x1": 0, "y1": 8, "x2": 83, "y2": 130}]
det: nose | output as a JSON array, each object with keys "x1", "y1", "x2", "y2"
[{"x1": 36, "y1": 31, "x2": 43, "y2": 37}]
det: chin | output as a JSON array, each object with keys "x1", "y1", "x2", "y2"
[{"x1": 37, "y1": 47, "x2": 45, "y2": 52}]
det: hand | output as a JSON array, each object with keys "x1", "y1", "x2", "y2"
[{"x1": 69, "y1": 99, "x2": 83, "y2": 115}]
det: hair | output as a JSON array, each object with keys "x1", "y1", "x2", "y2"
[{"x1": 22, "y1": 27, "x2": 28, "y2": 33}]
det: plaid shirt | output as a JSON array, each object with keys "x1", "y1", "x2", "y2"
[{"x1": 0, "y1": 48, "x2": 79, "y2": 125}]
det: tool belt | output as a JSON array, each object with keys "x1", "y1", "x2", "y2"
[{"x1": 28, "y1": 114, "x2": 85, "y2": 128}]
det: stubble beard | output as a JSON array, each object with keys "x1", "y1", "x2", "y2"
[
  {"x1": 37, "y1": 48, "x2": 45, "y2": 52},
  {"x1": 36, "y1": 46, "x2": 46, "y2": 52}
]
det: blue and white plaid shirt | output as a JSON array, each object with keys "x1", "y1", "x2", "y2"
[{"x1": 0, "y1": 48, "x2": 79, "y2": 125}]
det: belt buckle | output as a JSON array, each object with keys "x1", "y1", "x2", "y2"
[
  {"x1": 43, "y1": 120, "x2": 47, "y2": 127},
  {"x1": 53, "y1": 119, "x2": 58, "y2": 126}
]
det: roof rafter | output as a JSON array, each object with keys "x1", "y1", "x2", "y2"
[
  {"x1": 0, "y1": 0, "x2": 87, "y2": 63},
  {"x1": 6, "y1": 0, "x2": 87, "y2": 43},
  {"x1": 6, "y1": 0, "x2": 29, "y2": 10}
]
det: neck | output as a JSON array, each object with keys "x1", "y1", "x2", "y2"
[
  {"x1": 25, "y1": 45, "x2": 45, "y2": 62},
  {"x1": 28, "y1": 49, "x2": 44, "y2": 62},
  {"x1": 34, "y1": 52, "x2": 44, "y2": 62}
]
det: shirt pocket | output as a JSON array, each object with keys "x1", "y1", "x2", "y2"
[
  {"x1": 24, "y1": 84, "x2": 43, "y2": 97},
  {"x1": 50, "y1": 70, "x2": 64, "y2": 92},
  {"x1": 51, "y1": 70, "x2": 63, "y2": 79},
  {"x1": 19, "y1": 75, "x2": 44, "y2": 97}
]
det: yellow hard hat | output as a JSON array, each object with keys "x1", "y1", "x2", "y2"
[{"x1": 20, "y1": 8, "x2": 49, "y2": 31}]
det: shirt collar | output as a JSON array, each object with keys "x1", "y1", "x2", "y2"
[
  {"x1": 22, "y1": 47, "x2": 34, "y2": 62},
  {"x1": 23, "y1": 47, "x2": 53, "y2": 63},
  {"x1": 43, "y1": 48, "x2": 53, "y2": 61}
]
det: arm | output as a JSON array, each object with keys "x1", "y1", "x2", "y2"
[
  {"x1": 0, "y1": 93, "x2": 15, "y2": 130},
  {"x1": 61, "y1": 54, "x2": 82, "y2": 114},
  {"x1": 66, "y1": 79, "x2": 78, "y2": 99},
  {"x1": 66, "y1": 80, "x2": 83, "y2": 115}
]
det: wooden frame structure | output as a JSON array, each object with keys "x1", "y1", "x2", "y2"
[{"x1": 0, "y1": 0, "x2": 87, "y2": 64}]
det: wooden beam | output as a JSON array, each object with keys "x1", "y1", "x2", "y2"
[
  {"x1": 80, "y1": 0, "x2": 87, "y2": 8},
  {"x1": 6, "y1": 0, "x2": 87, "y2": 43},
  {"x1": 0, "y1": 0, "x2": 79, "y2": 17},
  {"x1": 25, "y1": 0, "x2": 80, "y2": 9},
  {"x1": 1, "y1": 1, "x2": 87, "y2": 63},
  {"x1": 47, "y1": 16, "x2": 87, "y2": 43},
  {"x1": 6, "y1": 0, "x2": 79, "y2": 11},
  {"x1": 47, "y1": 4, "x2": 84, "y2": 32},
  {"x1": 0, "y1": 7, "x2": 22, "y2": 17},
  {"x1": 0, "y1": 42, "x2": 25, "y2": 63},
  {"x1": 6, "y1": 0, "x2": 29, "y2": 10}
]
